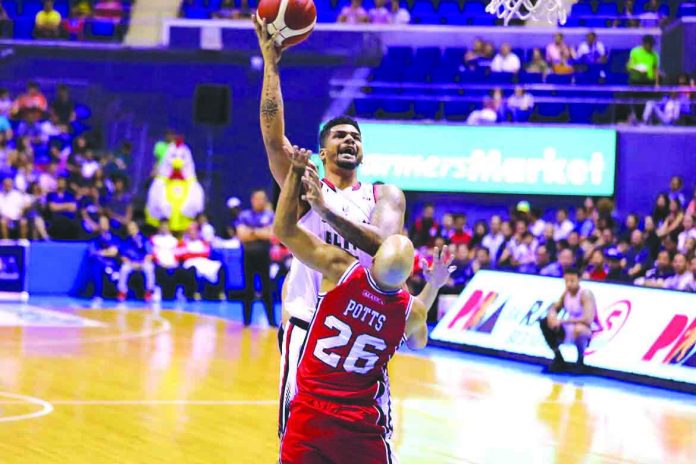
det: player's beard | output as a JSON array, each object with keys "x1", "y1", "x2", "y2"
[{"x1": 336, "y1": 159, "x2": 359, "y2": 170}]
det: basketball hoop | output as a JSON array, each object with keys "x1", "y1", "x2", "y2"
[{"x1": 486, "y1": 0, "x2": 569, "y2": 26}]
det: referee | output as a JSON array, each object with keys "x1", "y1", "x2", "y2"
[{"x1": 236, "y1": 189, "x2": 277, "y2": 327}]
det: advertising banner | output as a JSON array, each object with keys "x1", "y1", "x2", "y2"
[
  {"x1": 0, "y1": 241, "x2": 29, "y2": 301},
  {"x1": 355, "y1": 122, "x2": 616, "y2": 196},
  {"x1": 430, "y1": 271, "x2": 696, "y2": 385}
]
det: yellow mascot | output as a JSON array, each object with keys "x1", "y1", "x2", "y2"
[{"x1": 146, "y1": 140, "x2": 205, "y2": 233}]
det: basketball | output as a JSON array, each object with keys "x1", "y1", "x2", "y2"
[{"x1": 257, "y1": 0, "x2": 317, "y2": 47}]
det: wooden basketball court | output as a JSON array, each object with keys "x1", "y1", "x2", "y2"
[{"x1": 0, "y1": 299, "x2": 694, "y2": 463}]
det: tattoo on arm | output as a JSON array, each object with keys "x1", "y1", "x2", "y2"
[{"x1": 260, "y1": 99, "x2": 279, "y2": 126}]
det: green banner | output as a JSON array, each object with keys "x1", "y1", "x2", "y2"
[{"x1": 350, "y1": 123, "x2": 616, "y2": 196}]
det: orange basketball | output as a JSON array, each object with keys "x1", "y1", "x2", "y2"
[{"x1": 257, "y1": 0, "x2": 317, "y2": 47}]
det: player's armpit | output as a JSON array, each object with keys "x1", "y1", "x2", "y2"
[{"x1": 405, "y1": 299, "x2": 428, "y2": 350}]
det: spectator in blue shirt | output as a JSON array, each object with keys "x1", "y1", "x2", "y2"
[
  {"x1": 78, "y1": 184, "x2": 101, "y2": 238},
  {"x1": 104, "y1": 176, "x2": 133, "y2": 232},
  {"x1": 85, "y1": 215, "x2": 120, "y2": 299},
  {"x1": 236, "y1": 189, "x2": 276, "y2": 326},
  {"x1": 625, "y1": 229, "x2": 652, "y2": 279},
  {"x1": 669, "y1": 175, "x2": 687, "y2": 208},
  {"x1": 117, "y1": 221, "x2": 156, "y2": 302},
  {"x1": 574, "y1": 206, "x2": 595, "y2": 238},
  {"x1": 47, "y1": 176, "x2": 79, "y2": 239}
]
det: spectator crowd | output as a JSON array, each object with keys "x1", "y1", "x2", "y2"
[
  {"x1": 407, "y1": 175, "x2": 696, "y2": 295},
  {"x1": 460, "y1": 33, "x2": 696, "y2": 126}
]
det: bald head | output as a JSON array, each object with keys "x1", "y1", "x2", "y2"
[{"x1": 370, "y1": 235, "x2": 415, "y2": 290}]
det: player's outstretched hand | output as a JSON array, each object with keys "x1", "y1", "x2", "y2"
[
  {"x1": 421, "y1": 247, "x2": 456, "y2": 290},
  {"x1": 285, "y1": 145, "x2": 312, "y2": 173},
  {"x1": 301, "y1": 162, "x2": 328, "y2": 214},
  {"x1": 252, "y1": 14, "x2": 282, "y2": 64}
]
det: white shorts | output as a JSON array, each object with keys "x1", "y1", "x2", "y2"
[{"x1": 278, "y1": 317, "x2": 309, "y2": 437}]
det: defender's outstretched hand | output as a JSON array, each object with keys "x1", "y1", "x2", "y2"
[
  {"x1": 252, "y1": 14, "x2": 282, "y2": 64},
  {"x1": 301, "y1": 162, "x2": 328, "y2": 214},
  {"x1": 421, "y1": 247, "x2": 456, "y2": 290},
  {"x1": 285, "y1": 144, "x2": 312, "y2": 173}
]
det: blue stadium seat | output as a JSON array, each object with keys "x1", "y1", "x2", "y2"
[
  {"x1": 442, "y1": 47, "x2": 466, "y2": 66},
  {"x1": 546, "y1": 73, "x2": 573, "y2": 85},
  {"x1": 88, "y1": 20, "x2": 116, "y2": 39},
  {"x1": 385, "y1": 47, "x2": 414, "y2": 67},
  {"x1": 430, "y1": 64, "x2": 458, "y2": 83},
  {"x1": 372, "y1": 65, "x2": 404, "y2": 82},
  {"x1": 571, "y1": 3, "x2": 594, "y2": 15},
  {"x1": 569, "y1": 104, "x2": 595, "y2": 124},
  {"x1": 315, "y1": 0, "x2": 337, "y2": 22},
  {"x1": 470, "y1": 16, "x2": 497, "y2": 25},
  {"x1": 411, "y1": 2, "x2": 439, "y2": 24},
  {"x1": 463, "y1": 2, "x2": 486, "y2": 15},
  {"x1": 584, "y1": 18, "x2": 611, "y2": 28},
  {"x1": 605, "y1": 73, "x2": 628, "y2": 85},
  {"x1": 597, "y1": 3, "x2": 619, "y2": 15},
  {"x1": 380, "y1": 99, "x2": 413, "y2": 118},
  {"x1": 413, "y1": 100, "x2": 441, "y2": 119},
  {"x1": 438, "y1": 0, "x2": 462, "y2": 24},
  {"x1": 443, "y1": 101, "x2": 476, "y2": 121},
  {"x1": 353, "y1": 98, "x2": 379, "y2": 118},
  {"x1": 458, "y1": 68, "x2": 488, "y2": 83},
  {"x1": 13, "y1": 18, "x2": 34, "y2": 39},
  {"x1": 414, "y1": 47, "x2": 441, "y2": 68},
  {"x1": 182, "y1": 6, "x2": 211, "y2": 19},
  {"x1": 489, "y1": 72, "x2": 516, "y2": 84},
  {"x1": 519, "y1": 72, "x2": 544, "y2": 84},
  {"x1": 533, "y1": 103, "x2": 569, "y2": 122},
  {"x1": 609, "y1": 49, "x2": 631, "y2": 74}
]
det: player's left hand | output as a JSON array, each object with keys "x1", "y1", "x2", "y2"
[
  {"x1": 301, "y1": 162, "x2": 328, "y2": 214},
  {"x1": 421, "y1": 247, "x2": 456, "y2": 289}
]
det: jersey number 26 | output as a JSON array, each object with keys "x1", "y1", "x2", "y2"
[{"x1": 314, "y1": 315, "x2": 386, "y2": 374}]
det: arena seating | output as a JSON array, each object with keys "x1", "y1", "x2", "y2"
[
  {"x1": 2, "y1": 0, "x2": 133, "y2": 41},
  {"x1": 179, "y1": 0, "x2": 692, "y2": 25}
]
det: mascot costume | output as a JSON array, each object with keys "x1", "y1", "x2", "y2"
[{"x1": 146, "y1": 140, "x2": 205, "y2": 233}]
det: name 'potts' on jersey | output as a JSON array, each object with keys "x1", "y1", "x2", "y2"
[{"x1": 283, "y1": 180, "x2": 378, "y2": 323}]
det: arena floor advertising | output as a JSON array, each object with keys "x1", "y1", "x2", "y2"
[{"x1": 0, "y1": 297, "x2": 694, "y2": 463}]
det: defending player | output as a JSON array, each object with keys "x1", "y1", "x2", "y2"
[
  {"x1": 252, "y1": 16, "x2": 408, "y2": 436},
  {"x1": 274, "y1": 146, "x2": 453, "y2": 463},
  {"x1": 539, "y1": 267, "x2": 598, "y2": 373}
]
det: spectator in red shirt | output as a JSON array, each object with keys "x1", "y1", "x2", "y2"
[
  {"x1": 94, "y1": 0, "x2": 123, "y2": 23},
  {"x1": 409, "y1": 203, "x2": 439, "y2": 248},
  {"x1": 178, "y1": 223, "x2": 226, "y2": 301},
  {"x1": 584, "y1": 248, "x2": 608, "y2": 281},
  {"x1": 12, "y1": 82, "x2": 48, "y2": 121},
  {"x1": 450, "y1": 214, "x2": 472, "y2": 245}
]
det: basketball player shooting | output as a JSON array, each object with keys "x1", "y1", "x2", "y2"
[
  {"x1": 274, "y1": 145, "x2": 454, "y2": 463},
  {"x1": 539, "y1": 267, "x2": 598, "y2": 373},
  {"x1": 253, "y1": 15, "x2": 413, "y2": 438}
]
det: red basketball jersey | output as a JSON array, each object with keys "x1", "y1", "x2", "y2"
[{"x1": 296, "y1": 261, "x2": 414, "y2": 406}]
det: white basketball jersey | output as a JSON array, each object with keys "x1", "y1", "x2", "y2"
[
  {"x1": 563, "y1": 289, "x2": 584, "y2": 319},
  {"x1": 284, "y1": 179, "x2": 377, "y2": 323}
]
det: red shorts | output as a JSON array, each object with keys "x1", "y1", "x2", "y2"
[{"x1": 280, "y1": 395, "x2": 395, "y2": 464}]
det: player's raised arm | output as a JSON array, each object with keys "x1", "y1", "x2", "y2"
[
  {"x1": 273, "y1": 146, "x2": 356, "y2": 284},
  {"x1": 303, "y1": 165, "x2": 407, "y2": 256},
  {"x1": 253, "y1": 15, "x2": 294, "y2": 186},
  {"x1": 406, "y1": 247, "x2": 455, "y2": 350},
  {"x1": 416, "y1": 247, "x2": 456, "y2": 309}
]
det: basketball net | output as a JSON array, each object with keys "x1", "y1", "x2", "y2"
[{"x1": 486, "y1": 0, "x2": 569, "y2": 26}]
